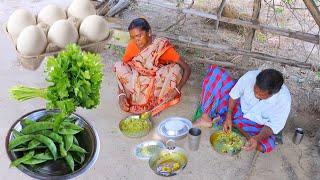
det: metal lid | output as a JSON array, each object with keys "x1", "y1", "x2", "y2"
[{"x1": 157, "y1": 117, "x2": 192, "y2": 140}]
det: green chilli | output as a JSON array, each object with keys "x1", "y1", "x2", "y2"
[
  {"x1": 59, "y1": 142, "x2": 67, "y2": 157},
  {"x1": 28, "y1": 139, "x2": 41, "y2": 149},
  {"x1": 12, "y1": 129, "x2": 23, "y2": 137},
  {"x1": 73, "y1": 136, "x2": 79, "y2": 145},
  {"x1": 9, "y1": 135, "x2": 34, "y2": 150},
  {"x1": 21, "y1": 119, "x2": 36, "y2": 127},
  {"x1": 73, "y1": 152, "x2": 85, "y2": 164},
  {"x1": 10, "y1": 150, "x2": 34, "y2": 167},
  {"x1": 58, "y1": 128, "x2": 81, "y2": 135},
  {"x1": 34, "y1": 152, "x2": 53, "y2": 160},
  {"x1": 69, "y1": 144, "x2": 87, "y2": 154},
  {"x1": 61, "y1": 122, "x2": 83, "y2": 131},
  {"x1": 38, "y1": 114, "x2": 54, "y2": 122},
  {"x1": 64, "y1": 135, "x2": 73, "y2": 151},
  {"x1": 21, "y1": 122, "x2": 54, "y2": 134},
  {"x1": 34, "y1": 135, "x2": 58, "y2": 160},
  {"x1": 40, "y1": 131, "x2": 63, "y2": 144},
  {"x1": 23, "y1": 158, "x2": 47, "y2": 165},
  {"x1": 65, "y1": 153, "x2": 75, "y2": 172}
]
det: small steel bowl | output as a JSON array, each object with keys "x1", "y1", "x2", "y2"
[
  {"x1": 119, "y1": 115, "x2": 152, "y2": 138},
  {"x1": 5, "y1": 109, "x2": 100, "y2": 180},
  {"x1": 157, "y1": 117, "x2": 192, "y2": 140}
]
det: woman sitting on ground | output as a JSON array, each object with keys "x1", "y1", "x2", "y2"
[{"x1": 114, "y1": 18, "x2": 191, "y2": 115}]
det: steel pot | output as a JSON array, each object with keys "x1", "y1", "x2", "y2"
[{"x1": 5, "y1": 109, "x2": 100, "y2": 180}]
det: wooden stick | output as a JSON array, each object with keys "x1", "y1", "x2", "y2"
[
  {"x1": 214, "y1": 0, "x2": 227, "y2": 31},
  {"x1": 302, "y1": 0, "x2": 320, "y2": 28},
  {"x1": 107, "y1": 0, "x2": 131, "y2": 17},
  {"x1": 139, "y1": 0, "x2": 320, "y2": 44},
  {"x1": 244, "y1": 0, "x2": 262, "y2": 50}
]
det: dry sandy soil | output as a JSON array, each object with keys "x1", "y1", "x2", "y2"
[{"x1": 0, "y1": 0, "x2": 319, "y2": 180}]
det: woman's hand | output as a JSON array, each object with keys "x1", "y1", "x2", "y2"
[{"x1": 119, "y1": 95, "x2": 130, "y2": 112}]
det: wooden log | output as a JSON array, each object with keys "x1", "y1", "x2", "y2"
[
  {"x1": 107, "y1": 0, "x2": 130, "y2": 17},
  {"x1": 244, "y1": 0, "x2": 262, "y2": 50},
  {"x1": 214, "y1": 0, "x2": 227, "y2": 30},
  {"x1": 303, "y1": 0, "x2": 320, "y2": 28},
  {"x1": 139, "y1": 0, "x2": 320, "y2": 44}
]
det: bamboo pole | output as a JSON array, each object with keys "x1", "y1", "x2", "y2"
[{"x1": 139, "y1": 0, "x2": 319, "y2": 44}]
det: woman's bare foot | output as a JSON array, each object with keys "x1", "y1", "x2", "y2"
[{"x1": 193, "y1": 113, "x2": 220, "y2": 128}]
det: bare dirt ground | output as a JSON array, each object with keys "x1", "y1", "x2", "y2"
[{"x1": 0, "y1": 0, "x2": 319, "y2": 179}]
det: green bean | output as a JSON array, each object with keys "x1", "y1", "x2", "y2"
[
  {"x1": 73, "y1": 152, "x2": 85, "y2": 164},
  {"x1": 61, "y1": 122, "x2": 83, "y2": 131},
  {"x1": 64, "y1": 135, "x2": 73, "y2": 151},
  {"x1": 34, "y1": 152, "x2": 53, "y2": 160},
  {"x1": 53, "y1": 115, "x2": 63, "y2": 133},
  {"x1": 21, "y1": 122, "x2": 54, "y2": 134},
  {"x1": 65, "y1": 153, "x2": 74, "y2": 172},
  {"x1": 10, "y1": 150, "x2": 34, "y2": 167},
  {"x1": 59, "y1": 142, "x2": 67, "y2": 157},
  {"x1": 23, "y1": 158, "x2": 47, "y2": 165},
  {"x1": 73, "y1": 136, "x2": 79, "y2": 145},
  {"x1": 39, "y1": 131, "x2": 63, "y2": 144},
  {"x1": 34, "y1": 135, "x2": 58, "y2": 160},
  {"x1": 21, "y1": 119, "x2": 35, "y2": 127},
  {"x1": 12, "y1": 129, "x2": 23, "y2": 137},
  {"x1": 38, "y1": 114, "x2": 54, "y2": 122},
  {"x1": 9, "y1": 135, "x2": 33, "y2": 150},
  {"x1": 58, "y1": 128, "x2": 81, "y2": 135},
  {"x1": 69, "y1": 144, "x2": 87, "y2": 154}
]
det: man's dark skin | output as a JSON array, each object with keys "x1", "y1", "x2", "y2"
[{"x1": 223, "y1": 84, "x2": 274, "y2": 152}]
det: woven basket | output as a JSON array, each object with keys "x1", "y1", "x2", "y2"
[{"x1": 3, "y1": 23, "x2": 112, "y2": 70}]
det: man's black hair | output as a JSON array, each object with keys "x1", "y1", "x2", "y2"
[
  {"x1": 255, "y1": 69, "x2": 284, "y2": 95},
  {"x1": 128, "y1": 18, "x2": 151, "y2": 32}
]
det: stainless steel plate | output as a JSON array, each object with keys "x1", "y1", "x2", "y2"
[
  {"x1": 5, "y1": 109, "x2": 100, "y2": 180},
  {"x1": 134, "y1": 140, "x2": 165, "y2": 160},
  {"x1": 157, "y1": 117, "x2": 192, "y2": 140}
]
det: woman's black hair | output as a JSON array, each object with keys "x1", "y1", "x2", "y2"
[
  {"x1": 255, "y1": 69, "x2": 284, "y2": 95},
  {"x1": 128, "y1": 18, "x2": 151, "y2": 32}
]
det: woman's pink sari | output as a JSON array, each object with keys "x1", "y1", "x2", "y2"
[{"x1": 114, "y1": 38, "x2": 182, "y2": 115}]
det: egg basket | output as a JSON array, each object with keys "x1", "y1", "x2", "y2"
[{"x1": 3, "y1": 23, "x2": 112, "y2": 71}]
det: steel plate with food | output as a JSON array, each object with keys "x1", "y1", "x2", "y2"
[
  {"x1": 134, "y1": 140, "x2": 165, "y2": 160},
  {"x1": 210, "y1": 130, "x2": 245, "y2": 155},
  {"x1": 149, "y1": 140, "x2": 188, "y2": 177},
  {"x1": 119, "y1": 112, "x2": 152, "y2": 138}
]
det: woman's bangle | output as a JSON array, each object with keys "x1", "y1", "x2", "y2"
[
  {"x1": 174, "y1": 87, "x2": 181, "y2": 94},
  {"x1": 118, "y1": 93, "x2": 126, "y2": 99}
]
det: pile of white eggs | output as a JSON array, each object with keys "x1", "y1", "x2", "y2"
[{"x1": 6, "y1": 0, "x2": 110, "y2": 56}]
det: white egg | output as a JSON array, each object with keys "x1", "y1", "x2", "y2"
[
  {"x1": 48, "y1": 20, "x2": 79, "y2": 48},
  {"x1": 37, "y1": 4, "x2": 67, "y2": 26},
  {"x1": 17, "y1": 25, "x2": 47, "y2": 56},
  {"x1": 80, "y1": 15, "x2": 109, "y2": 42},
  {"x1": 7, "y1": 9, "x2": 36, "y2": 39},
  {"x1": 67, "y1": 0, "x2": 96, "y2": 21}
]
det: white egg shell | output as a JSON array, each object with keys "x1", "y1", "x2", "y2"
[
  {"x1": 17, "y1": 25, "x2": 47, "y2": 56},
  {"x1": 79, "y1": 15, "x2": 109, "y2": 42},
  {"x1": 37, "y1": 4, "x2": 67, "y2": 26},
  {"x1": 48, "y1": 20, "x2": 79, "y2": 48},
  {"x1": 67, "y1": 0, "x2": 96, "y2": 21},
  {"x1": 7, "y1": 9, "x2": 36, "y2": 39}
]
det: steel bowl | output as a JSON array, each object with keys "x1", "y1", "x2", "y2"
[
  {"x1": 5, "y1": 109, "x2": 100, "y2": 180},
  {"x1": 119, "y1": 115, "x2": 152, "y2": 138},
  {"x1": 157, "y1": 117, "x2": 192, "y2": 140}
]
